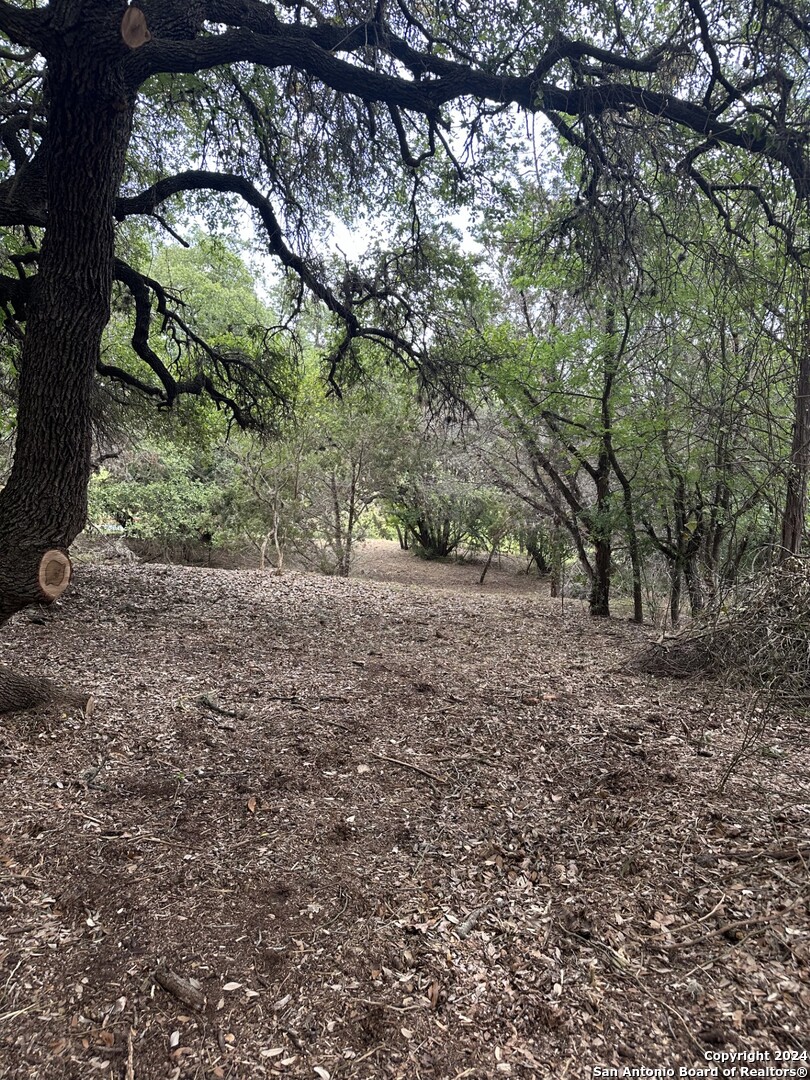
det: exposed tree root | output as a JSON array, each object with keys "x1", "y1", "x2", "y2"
[{"x1": 0, "y1": 664, "x2": 92, "y2": 715}]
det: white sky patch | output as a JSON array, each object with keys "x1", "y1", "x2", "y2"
[{"x1": 328, "y1": 207, "x2": 483, "y2": 262}]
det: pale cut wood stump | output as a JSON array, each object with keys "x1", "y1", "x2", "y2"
[{"x1": 38, "y1": 549, "x2": 71, "y2": 602}]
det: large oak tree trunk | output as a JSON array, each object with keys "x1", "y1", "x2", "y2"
[{"x1": 0, "y1": 22, "x2": 134, "y2": 710}]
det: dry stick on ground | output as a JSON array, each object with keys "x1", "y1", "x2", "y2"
[
  {"x1": 726, "y1": 845, "x2": 807, "y2": 861},
  {"x1": 197, "y1": 693, "x2": 246, "y2": 720},
  {"x1": 641, "y1": 988, "x2": 707, "y2": 1059},
  {"x1": 559, "y1": 926, "x2": 635, "y2": 973},
  {"x1": 354, "y1": 998, "x2": 423, "y2": 1012},
  {"x1": 154, "y1": 965, "x2": 205, "y2": 1011},
  {"x1": 717, "y1": 686, "x2": 770, "y2": 792},
  {"x1": 370, "y1": 752, "x2": 450, "y2": 785},
  {"x1": 126, "y1": 1029, "x2": 135, "y2": 1080},
  {"x1": 571, "y1": 912, "x2": 709, "y2": 1058},
  {"x1": 644, "y1": 895, "x2": 727, "y2": 941},
  {"x1": 0, "y1": 1004, "x2": 37, "y2": 1022},
  {"x1": 311, "y1": 716, "x2": 353, "y2": 733},
  {"x1": 657, "y1": 899, "x2": 805, "y2": 952},
  {"x1": 310, "y1": 891, "x2": 349, "y2": 938}
]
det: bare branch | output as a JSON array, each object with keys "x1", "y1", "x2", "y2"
[
  {"x1": 116, "y1": 168, "x2": 427, "y2": 371},
  {"x1": 105, "y1": 257, "x2": 286, "y2": 428},
  {"x1": 117, "y1": 169, "x2": 360, "y2": 329},
  {"x1": 113, "y1": 258, "x2": 181, "y2": 403},
  {"x1": 0, "y1": 2, "x2": 48, "y2": 50}
]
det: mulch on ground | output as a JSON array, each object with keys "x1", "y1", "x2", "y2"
[{"x1": 1, "y1": 545, "x2": 807, "y2": 1079}]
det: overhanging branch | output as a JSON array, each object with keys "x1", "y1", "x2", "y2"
[
  {"x1": 117, "y1": 168, "x2": 427, "y2": 369},
  {"x1": 117, "y1": 170, "x2": 360, "y2": 329},
  {"x1": 0, "y1": 2, "x2": 48, "y2": 50},
  {"x1": 119, "y1": 21, "x2": 805, "y2": 192},
  {"x1": 107, "y1": 257, "x2": 285, "y2": 428}
]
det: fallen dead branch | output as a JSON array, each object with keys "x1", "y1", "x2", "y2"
[
  {"x1": 154, "y1": 965, "x2": 205, "y2": 1011},
  {"x1": 197, "y1": 692, "x2": 246, "y2": 720},
  {"x1": 656, "y1": 898, "x2": 805, "y2": 952},
  {"x1": 639, "y1": 558, "x2": 810, "y2": 705},
  {"x1": 126, "y1": 1029, "x2": 135, "y2": 1080},
  {"x1": 354, "y1": 998, "x2": 423, "y2": 1013},
  {"x1": 370, "y1": 751, "x2": 450, "y2": 785}
]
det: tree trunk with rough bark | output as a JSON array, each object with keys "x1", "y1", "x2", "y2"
[
  {"x1": 781, "y1": 285, "x2": 810, "y2": 558},
  {"x1": 0, "y1": 15, "x2": 134, "y2": 711},
  {"x1": 589, "y1": 532, "x2": 611, "y2": 618},
  {"x1": 684, "y1": 556, "x2": 704, "y2": 616},
  {"x1": 0, "y1": 664, "x2": 94, "y2": 715},
  {"x1": 605, "y1": 450, "x2": 643, "y2": 623},
  {"x1": 669, "y1": 564, "x2": 683, "y2": 628},
  {"x1": 588, "y1": 448, "x2": 612, "y2": 619}
]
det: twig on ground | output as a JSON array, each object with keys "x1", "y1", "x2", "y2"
[
  {"x1": 198, "y1": 693, "x2": 246, "y2": 720},
  {"x1": 559, "y1": 925, "x2": 635, "y2": 973},
  {"x1": 657, "y1": 899, "x2": 804, "y2": 951},
  {"x1": 645, "y1": 895, "x2": 727, "y2": 940},
  {"x1": 0, "y1": 1003, "x2": 36, "y2": 1022},
  {"x1": 634, "y1": 983, "x2": 709, "y2": 1058},
  {"x1": 354, "y1": 998, "x2": 423, "y2": 1012},
  {"x1": 126, "y1": 1029, "x2": 135, "y2": 1080},
  {"x1": 370, "y1": 752, "x2": 450, "y2": 785},
  {"x1": 312, "y1": 717, "x2": 353, "y2": 732}
]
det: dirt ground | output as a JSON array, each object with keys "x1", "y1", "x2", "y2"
[{"x1": 1, "y1": 540, "x2": 808, "y2": 1079}]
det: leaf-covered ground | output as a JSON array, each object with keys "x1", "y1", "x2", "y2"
[{"x1": 1, "y1": 543, "x2": 808, "y2": 1079}]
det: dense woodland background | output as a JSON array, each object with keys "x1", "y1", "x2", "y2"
[
  {"x1": 0, "y1": 0, "x2": 807, "y2": 634},
  {"x1": 51, "y1": 177, "x2": 810, "y2": 631}
]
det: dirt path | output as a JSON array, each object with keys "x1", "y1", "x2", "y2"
[{"x1": 1, "y1": 547, "x2": 807, "y2": 1079}]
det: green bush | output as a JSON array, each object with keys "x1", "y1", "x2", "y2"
[{"x1": 88, "y1": 444, "x2": 226, "y2": 549}]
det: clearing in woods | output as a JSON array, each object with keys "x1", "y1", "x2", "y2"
[{"x1": 0, "y1": 540, "x2": 808, "y2": 1078}]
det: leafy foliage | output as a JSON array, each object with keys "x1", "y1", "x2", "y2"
[
  {"x1": 1, "y1": 0, "x2": 809, "y2": 617},
  {"x1": 89, "y1": 441, "x2": 224, "y2": 552}
]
